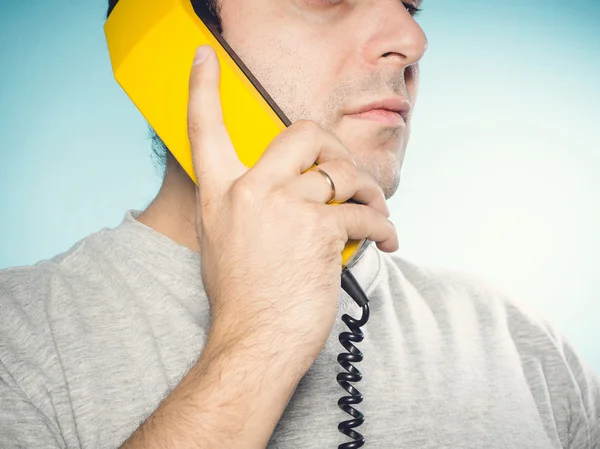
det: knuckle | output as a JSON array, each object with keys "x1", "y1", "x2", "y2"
[
  {"x1": 304, "y1": 204, "x2": 333, "y2": 240},
  {"x1": 338, "y1": 158, "x2": 359, "y2": 179},
  {"x1": 360, "y1": 169, "x2": 383, "y2": 195},
  {"x1": 332, "y1": 158, "x2": 359, "y2": 192},
  {"x1": 324, "y1": 207, "x2": 345, "y2": 237},
  {"x1": 305, "y1": 203, "x2": 325, "y2": 228},
  {"x1": 293, "y1": 119, "x2": 322, "y2": 136},
  {"x1": 267, "y1": 184, "x2": 291, "y2": 206},
  {"x1": 229, "y1": 179, "x2": 256, "y2": 203},
  {"x1": 322, "y1": 207, "x2": 340, "y2": 232}
]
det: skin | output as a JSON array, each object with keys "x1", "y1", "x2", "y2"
[
  {"x1": 120, "y1": 2, "x2": 427, "y2": 446},
  {"x1": 137, "y1": 0, "x2": 427, "y2": 253}
]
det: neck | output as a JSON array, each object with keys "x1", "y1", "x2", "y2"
[{"x1": 136, "y1": 154, "x2": 201, "y2": 253}]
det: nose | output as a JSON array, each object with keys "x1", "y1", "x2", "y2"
[{"x1": 360, "y1": 0, "x2": 428, "y2": 69}]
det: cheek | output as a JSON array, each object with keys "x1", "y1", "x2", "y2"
[
  {"x1": 274, "y1": 47, "x2": 347, "y2": 127},
  {"x1": 227, "y1": 30, "x2": 342, "y2": 124}
]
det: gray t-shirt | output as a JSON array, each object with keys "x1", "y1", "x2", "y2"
[{"x1": 1, "y1": 210, "x2": 598, "y2": 448}]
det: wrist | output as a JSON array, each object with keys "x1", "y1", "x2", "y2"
[{"x1": 205, "y1": 318, "x2": 315, "y2": 381}]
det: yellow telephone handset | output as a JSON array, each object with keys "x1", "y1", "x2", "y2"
[{"x1": 104, "y1": 0, "x2": 370, "y2": 268}]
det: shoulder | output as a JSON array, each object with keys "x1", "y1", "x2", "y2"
[
  {"x1": 381, "y1": 251, "x2": 551, "y2": 330},
  {"x1": 383, "y1": 252, "x2": 511, "y2": 300},
  {"x1": 381, "y1": 252, "x2": 600, "y2": 445},
  {"x1": 0, "y1": 228, "x2": 119, "y2": 447},
  {"x1": 0, "y1": 227, "x2": 114, "y2": 308},
  {"x1": 378, "y1": 251, "x2": 579, "y2": 367},
  {"x1": 0, "y1": 227, "x2": 115, "y2": 376}
]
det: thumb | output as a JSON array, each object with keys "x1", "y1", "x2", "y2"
[{"x1": 188, "y1": 45, "x2": 246, "y2": 192}]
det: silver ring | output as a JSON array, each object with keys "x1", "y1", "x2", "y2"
[{"x1": 313, "y1": 167, "x2": 336, "y2": 204}]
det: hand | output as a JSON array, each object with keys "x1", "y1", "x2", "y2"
[{"x1": 187, "y1": 45, "x2": 398, "y2": 371}]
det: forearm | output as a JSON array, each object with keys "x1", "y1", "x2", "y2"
[{"x1": 120, "y1": 328, "x2": 305, "y2": 449}]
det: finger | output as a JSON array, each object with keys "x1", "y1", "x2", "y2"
[
  {"x1": 328, "y1": 203, "x2": 398, "y2": 253},
  {"x1": 249, "y1": 120, "x2": 355, "y2": 183},
  {"x1": 289, "y1": 160, "x2": 390, "y2": 217},
  {"x1": 188, "y1": 45, "x2": 247, "y2": 191}
]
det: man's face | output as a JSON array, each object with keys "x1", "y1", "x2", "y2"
[{"x1": 219, "y1": 0, "x2": 427, "y2": 199}]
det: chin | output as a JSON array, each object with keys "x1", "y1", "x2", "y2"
[
  {"x1": 330, "y1": 119, "x2": 408, "y2": 198},
  {"x1": 356, "y1": 153, "x2": 403, "y2": 200},
  {"x1": 379, "y1": 170, "x2": 402, "y2": 200}
]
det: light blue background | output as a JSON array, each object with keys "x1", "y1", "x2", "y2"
[{"x1": 0, "y1": 1, "x2": 599, "y2": 372}]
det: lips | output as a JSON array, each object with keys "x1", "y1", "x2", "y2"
[{"x1": 346, "y1": 97, "x2": 412, "y2": 126}]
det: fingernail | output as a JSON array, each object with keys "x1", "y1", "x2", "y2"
[{"x1": 193, "y1": 45, "x2": 211, "y2": 65}]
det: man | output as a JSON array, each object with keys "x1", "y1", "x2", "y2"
[{"x1": 1, "y1": 0, "x2": 598, "y2": 448}]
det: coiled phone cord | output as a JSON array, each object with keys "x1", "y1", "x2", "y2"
[{"x1": 337, "y1": 268, "x2": 371, "y2": 449}]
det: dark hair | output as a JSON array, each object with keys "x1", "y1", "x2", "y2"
[
  {"x1": 107, "y1": 0, "x2": 221, "y2": 23},
  {"x1": 106, "y1": 0, "x2": 222, "y2": 174}
]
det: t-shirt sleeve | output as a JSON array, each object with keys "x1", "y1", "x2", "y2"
[
  {"x1": 539, "y1": 317, "x2": 600, "y2": 449},
  {"x1": 561, "y1": 338, "x2": 600, "y2": 449},
  {"x1": 0, "y1": 267, "x2": 70, "y2": 448},
  {"x1": 453, "y1": 269, "x2": 600, "y2": 448},
  {"x1": 0, "y1": 360, "x2": 66, "y2": 448}
]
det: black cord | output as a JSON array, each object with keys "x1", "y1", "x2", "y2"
[{"x1": 337, "y1": 268, "x2": 371, "y2": 448}]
